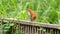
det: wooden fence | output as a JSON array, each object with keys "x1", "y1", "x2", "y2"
[{"x1": 0, "y1": 18, "x2": 60, "y2": 34}]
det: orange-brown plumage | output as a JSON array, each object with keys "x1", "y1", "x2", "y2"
[{"x1": 28, "y1": 9, "x2": 37, "y2": 21}]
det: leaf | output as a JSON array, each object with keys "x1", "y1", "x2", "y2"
[{"x1": 9, "y1": 23, "x2": 14, "y2": 26}]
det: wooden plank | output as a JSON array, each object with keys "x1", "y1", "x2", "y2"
[{"x1": 0, "y1": 18, "x2": 60, "y2": 29}]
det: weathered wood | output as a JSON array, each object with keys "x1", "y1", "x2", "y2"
[{"x1": 0, "y1": 18, "x2": 60, "y2": 29}]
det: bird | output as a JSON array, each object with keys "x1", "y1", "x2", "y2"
[{"x1": 28, "y1": 9, "x2": 38, "y2": 22}]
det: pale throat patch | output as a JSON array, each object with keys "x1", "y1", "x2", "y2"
[{"x1": 28, "y1": 12, "x2": 31, "y2": 16}]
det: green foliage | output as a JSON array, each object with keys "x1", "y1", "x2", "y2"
[
  {"x1": 2, "y1": 21, "x2": 15, "y2": 34},
  {"x1": 0, "y1": 0, "x2": 59, "y2": 24},
  {"x1": 0, "y1": 0, "x2": 60, "y2": 34}
]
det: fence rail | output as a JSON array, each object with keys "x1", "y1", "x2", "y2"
[{"x1": 0, "y1": 18, "x2": 60, "y2": 34}]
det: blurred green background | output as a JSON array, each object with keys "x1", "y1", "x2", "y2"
[
  {"x1": 0, "y1": 0, "x2": 60, "y2": 24},
  {"x1": 0, "y1": 0, "x2": 60, "y2": 34}
]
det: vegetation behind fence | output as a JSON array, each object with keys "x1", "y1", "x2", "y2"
[{"x1": 0, "y1": 0, "x2": 60, "y2": 24}]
